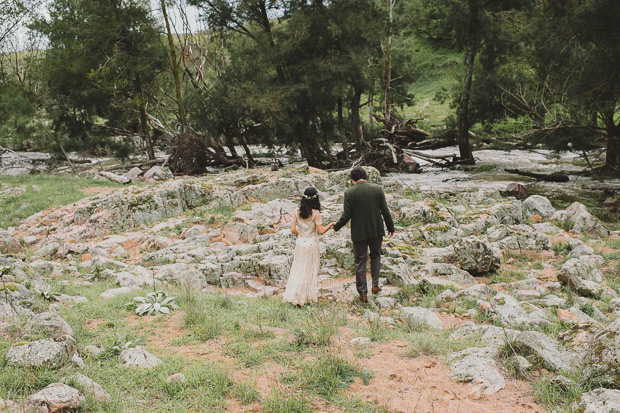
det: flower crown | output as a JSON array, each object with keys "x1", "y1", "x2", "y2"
[{"x1": 302, "y1": 193, "x2": 318, "y2": 200}]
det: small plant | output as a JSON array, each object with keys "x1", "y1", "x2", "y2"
[
  {"x1": 85, "y1": 263, "x2": 110, "y2": 282},
  {"x1": 128, "y1": 291, "x2": 177, "y2": 316},
  {"x1": 39, "y1": 289, "x2": 61, "y2": 302}
]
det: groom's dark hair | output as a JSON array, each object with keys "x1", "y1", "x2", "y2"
[{"x1": 350, "y1": 167, "x2": 367, "y2": 182}]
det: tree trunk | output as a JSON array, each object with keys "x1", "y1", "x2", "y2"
[
  {"x1": 238, "y1": 134, "x2": 256, "y2": 165},
  {"x1": 606, "y1": 133, "x2": 620, "y2": 172},
  {"x1": 299, "y1": 134, "x2": 321, "y2": 167},
  {"x1": 337, "y1": 95, "x2": 349, "y2": 159},
  {"x1": 160, "y1": 0, "x2": 186, "y2": 132},
  {"x1": 384, "y1": 0, "x2": 394, "y2": 124},
  {"x1": 368, "y1": 92, "x2": 374, "y2": 125},
  {"x1": 139, "y1": 96, "x2": 155, "y2": 160},
  {"x1": 351, "y1": 88, "x2": 365, "y2": 153},
  {"x1": 456, "y1": 33, "x2": 477, "y2": 164}
]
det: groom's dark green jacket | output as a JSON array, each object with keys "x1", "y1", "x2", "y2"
[{"x1": 333, "y1": 181, "x2": 395, "y2": 242}]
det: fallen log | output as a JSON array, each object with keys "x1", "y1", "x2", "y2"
[
  {"x1": 505, "y1": 168, "x2": 569, "y2": 182},
  {"x1": 104, "y1": 158, "x2": 165, "y2": 172},
  {"x1": 98, "y1": 171, "x2": 130, "y2": 184},
  {"x1": 582, "y1": 183, "x2": 620, "y2": 191}
]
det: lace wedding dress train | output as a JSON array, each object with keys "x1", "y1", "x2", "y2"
[{"x1": 282, "y1": 209, "x2": 321, "y2": 305}]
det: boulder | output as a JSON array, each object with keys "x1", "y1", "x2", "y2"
[
  {"x1": 6, "y1": 336, "x2": 76, "y2": 368},
  {"x1": 490, "y1": 201, "x2": 524, "y2": 225},
  {"x1": 156, "y1": 263, "x2": 206, "y2": 289},
  {"x1": 581, "y1": 319, "x2": 620, "y2": 387},
  {"x1": 522, "y1": 195, "x2": 556, "y2": 219},
  {"x1": 501, "y1": 183, "x2": 528, "y2": 200},
  {"x1": 0, "y1": 230, "x2": 21, "y2": 254},
  {"x1": 485, "y1": 224, "x2": 551, "y2": 250},
  {"x1": 99, "y1": 286, "x2": 139, "y2": 300},
  {"x1": 514, "y1": 330, "x2": 581, "y2": 374},
  {"x1": 557, "y1": 269, "x2": 616, "y2": 300},
  {"x1": 454, "y1": 236, "x2": 501, "y2": 275},
  {"x1": 559, "y1": 255, "x2": 605, "y2": 283},
  {"x1": 400, "y1": 307, "x2": 444, "y2": 330},
  {"x1": 449, "y1": 323, "x2": 518, "y2": 346},
  {"x1": 572, "y1": 388, "x2": 620, "y2": 413},
  {"x1": 421, "y1": 222, "x2": 464, "y2": 247},
  {"x1": 120, "y1": 347, "x2": 162, "y2": 369},
  {"x1": 424, "y1": 263, "x2": 477, "y2": 286},
  {"x1": 25, "y1": 312, "x2": 74, "y2": 338},
  {"x1": 490, "y1": 293, "x2": 550, "y2": 328},
  {"x1": 64, "y1": 373, "x2": 111, "y2": 401},
  {"x1": 27, "y1": 383, "x2": 84, "y2": 412},
  {"x1": 448, "y1": 347, "x2": 505, "y2": 395},
  {"x1": 552, "y1": 202, "x2": 609, "y2": 237}
]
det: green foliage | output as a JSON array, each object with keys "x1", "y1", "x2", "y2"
[
  {"x1": 264, "y1": 388, "x2": 313, "y2": 413},
  {"x1": 0, "y1": 175, "x2": 121, "y2": 228},
  {"x1": 127, "y1": 291, "x2": 177, "y2": 316},
  {"x1": 293, "y1": 306, "x2": 345, "y2": 347}
]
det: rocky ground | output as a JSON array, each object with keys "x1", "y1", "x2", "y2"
[{"x1": 1, "y1": 164, "x2": 620, "y2": 412}]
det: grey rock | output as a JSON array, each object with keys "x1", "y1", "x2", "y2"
[
  {"x1": 120, "y1": 347, "x2": 163, "y2": 369},
  {"x1": 485, "y1": 224, "x2": 551, "y2": 250},
  {"x1": 25, "y1": 312, "x2": 74, "y2": 338},
  {"x1": 424, "y1": 263, "x2": 477, "y2": 286},
  {"x1": 454, "y1": 236, "x2": 501, "y2": 275},
  {"x1": 400, "y1": 307, "x2": 444, "y2": 330},
  {"x1": 572, "y1": 388, "x2": 620, "y2": 413},
  {"x1": 6, "y1": 336, "x2": 76, "y2": 368},
  {"x1": 0, "y1": 230, "x2": 21, "y2": 254},
  {"x1": 350, "y1": 337, "x2": 372, "y2": 345},
  {"x1": 449, "y1": 323, "x2": 518, "y2": 346},
  {"x1": 581, "y1": 319, "x2": 620, "y2": 387},
  {"x1": 532, "y1": 222, "x2": 562, "y2": 235},
  {"x1": 490, "y1": 201, "x2": 524, "y2": 225},
  {"x1": 560, "y1": 255, "x2": 605, "y2": 283},
  {"x1": 84, "y1": 345, "x2": 104, "y2": 357},
  {"x1": 514, "y1": 330, "x2": 581, "y2": 374},
  {"x1": 157, "y1": 263, "x2": 206, "y2": 289},
  {"x1": 448, "y1": 347, "x2": 505, "y2": 394},
  {"x1": 99, "y1": 286, "x2": 138, "y2": 299},
  {"x1": 558, "y1": 271, "x2": 616, "y2": 300},
  {"x1": 523, "y1": 195, "x2": 556, "y2": 219},
  {"x1": 553, "y1": 202, "x2": 609, "y2": 237},
  {"x1": 64, "y1": 373, "x2": 110, "y2": 401},
  {"x1": 567, "y1": 243, "x2": 595, "y2": 259},
  {"x1": 376, "y1": 296, "x2": 396, "y2": 309},
  {"x1": 27, "y1": 383, "x2": 84, "y2": 412},
  {"x1": 421, "y1": 223, "x2": 464, "y2": 247},
  {"x1": 490, "y1": 293, "x2": 550, "y2": 328}
]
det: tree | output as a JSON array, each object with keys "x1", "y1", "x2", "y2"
[
  {"x1": 31, "y1": 0, "x2": 168, "y2": 159},
  {"x1": 524, "y1": 0, "x2": 620, "y2": 173},
  {"x1": 414, "y1": 0, "x2": 530, "y2": 164}
]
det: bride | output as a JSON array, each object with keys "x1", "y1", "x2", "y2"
[{"x1": 282, "y1": 187, "x2": 334, "y2": 306}]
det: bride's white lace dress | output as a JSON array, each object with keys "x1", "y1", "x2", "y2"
[{"x1": 282, "y1": 209, "x2": 321, "y2": 305}]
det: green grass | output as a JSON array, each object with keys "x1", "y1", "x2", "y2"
[
  {"x1": 264, "y1": 388, "x2": 313, "y2": 413},
  {"x1": 0, "y1": 175, "x2": 122, "y2": 228}
]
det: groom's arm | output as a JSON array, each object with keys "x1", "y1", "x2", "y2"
[
  {"x1": 333, "y1": 192, "x2": 352, "y2": 232},
  {"x1": 380, "y1": 190, "x2": 395, "y2": 234}
]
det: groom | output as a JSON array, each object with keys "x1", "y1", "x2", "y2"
[{"x1": 333, "y1": 167, "x2": 395, "y2": 303}]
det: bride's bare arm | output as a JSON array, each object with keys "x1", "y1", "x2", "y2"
[
  {"x1": 315, "y1": 212, "x2": 334, "y2": 235},
  {"x1": 291, "y1": 218, "x2": 299, "y2": 235}
]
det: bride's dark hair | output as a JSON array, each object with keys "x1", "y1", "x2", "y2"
[{"x1": 299, "y1": 187, "x2": 321, "y2": 219}]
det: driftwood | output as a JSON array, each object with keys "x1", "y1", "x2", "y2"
[
  {"x1": 357, "y1": 139, "x2": 421, "y2": 173},
  {"x1": 104, "y1": 158, "x2": 165, "y2": 172},
  {"x1": 98, "y1": 171, "x2": 130, "y2": 184},
  {"x1": 505, "y1": 168, "x2": 569, "y2": 182},
  {"x1": 373, "y1": 112, "x2": 431, "y2": 146},
  {"x1": 582, "y1": 183, "x2": 620, "y2": 191}
]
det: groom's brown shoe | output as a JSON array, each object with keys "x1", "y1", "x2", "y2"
[
  {"x1": 360, "y1": 295, "x2": 368, "y2": 303},
  {"x1": 372, "y1": 286, "x2": 382, "y2": 294}
]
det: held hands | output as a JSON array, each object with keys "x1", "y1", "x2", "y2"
[{"x1": 328, "y1": 222, "x2": 336, "y2": 231}]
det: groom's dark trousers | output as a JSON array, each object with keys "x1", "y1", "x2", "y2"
[{"x1": 334, "y1": 180, "x2": 394, "y2": 297}]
